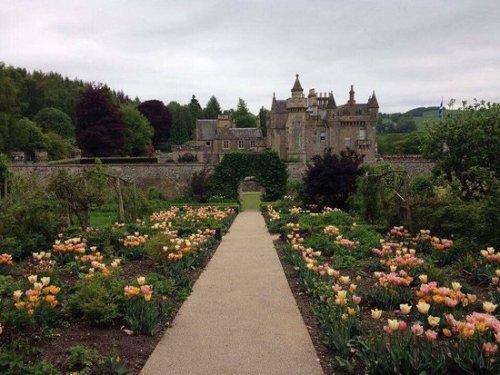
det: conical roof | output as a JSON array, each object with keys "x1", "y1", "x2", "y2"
[
  {"x1": 368, "y1": 91, "x2": 379, "y2": 108},
  {"x1": 292, "y1": 74, "x2": 303, "y2": 92},
  {"x1": 327, "y1": 92, "x2": 337, "y2": 109}
]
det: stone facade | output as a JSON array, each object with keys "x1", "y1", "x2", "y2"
[
  {"x1": 188, "y1": 115, "x2": 267, "y2": 163},
  {"x1": 268, "y1": 75, "x2": 379, "y2": 162},
  {"x1": 191, "y1": 75, "x2": 378, "y2": 163}
]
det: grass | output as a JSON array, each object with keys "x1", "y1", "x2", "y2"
[
  {"x1": 90, "y1": 211, "x2": 117, "y2": 226},
  {"x1": 241, "y1": 192, "x2": 262, "y2": 211}
]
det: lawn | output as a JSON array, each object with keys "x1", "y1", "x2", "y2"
[{"x1": 241, "y1": 192, "x2": 262, "y2": 211}]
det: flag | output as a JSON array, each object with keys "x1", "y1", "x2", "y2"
[{"x1": 438, "y1": 98, "x2": 444, "y2": 119}]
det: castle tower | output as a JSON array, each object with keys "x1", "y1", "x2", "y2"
[
  {"x1": 348, "y1": 85, "x2": 356, "y2": 105},
  {"x1": 286, "y1": 74, "x2": 307, "y2": 162}
]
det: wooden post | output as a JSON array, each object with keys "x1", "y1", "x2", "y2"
[{"x1": 116, "y1": 177, "x2": 125, "y2": 223}]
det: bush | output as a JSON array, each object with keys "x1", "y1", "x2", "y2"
[
  {"x1": 69, "y1": 275, "x2": 120, "y2": 326},
  {"x1": 303, "y1": 148, "x2": 363, "y2": 210},
  {"x1": 66, "y1": 345, "x2": 100, "y2": 373}
]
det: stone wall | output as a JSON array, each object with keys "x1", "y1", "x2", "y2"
[
  {"x1": 375, "y1": 155, "x2": 435, "y2": 176},
  {"x1": 10, "y1": 156, "x2": 434, "y2": 200},
  {"x1": 10, "y1": 163, "x2": 215, "y2": 200}
]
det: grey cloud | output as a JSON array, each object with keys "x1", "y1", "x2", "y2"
[{"x1": 1, "y1": 0, "x2": 499, "y2": 113}]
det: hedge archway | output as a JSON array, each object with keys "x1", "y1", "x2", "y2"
[{"x1": 210, "y1": 151, "x2": 288, "y2": 201}]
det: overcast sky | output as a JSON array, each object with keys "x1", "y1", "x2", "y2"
[{"x1": 1, "y1": 0, "x2": 499, "y2": 113}]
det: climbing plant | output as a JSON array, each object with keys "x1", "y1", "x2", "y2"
[{"x1": 210, "y1": 151, "x2": 288, "y2": 201}]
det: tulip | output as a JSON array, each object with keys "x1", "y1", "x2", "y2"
[
  {"x1": 427, "y1": 315, "x2": 440, "y2": 327},
  {"x1": 13, "y1": 290, "x2": 22, "y2": 301},
  {"x1": 467, "y1": 294, "x2": 477, "y2": 303},
  {"x1": 399, "y1": 303, "x2": 412, "y2": 315},
  {"x1": 352, "y1": 295, "x2": 361, "y2": 305},
  {"x1": 41, "y1": 277, "x2": 50, "y2": 286},
  {"x1": 347, "y1": 307, "x2": 356, "y2": 316},
  {"x1": 451, "y1": 282, "x2": 461, "y2": 291},
  {"x1": 339, "y1": 276, "x2": 350, "y2": 285},
  {"x1": 442, "y1": 328, "x2": 452, "y2": 337},
  {"x1": 371, "y1": 309, "x2": 382, "y2": 320},
  {"x1": 0, "y1": 323, "x2": 3, "y2": 335},
  {"x1": 482, "y1": 342, "x2": 498, "y2": 356},
  {"x1": 496, "y1": 269, "x2": 500, "y2": 277},
  {"x1": 483, "y1": 301, "x2": 497, "y2": 313},
  {"x1": 399, "y1": 321, "x2": 407, "y2": 331},
  {"x1": 137, "y1": 277, "x2": 146, "y2": 286},
  {"x1": 417, "y1": 301, "x2": 431, "y2": 314},
  {"x1": 388, "y1": 319, "x2": 399, "y2": 331},
  {"x1": 28, "y1": 275, "x2": 38, "y2": 284},
  {"x1": 424, "y1": 329, "x2": 437, "y2": 341},
  {"x1": 419, "y1": 274, "x2": 428, "y2": 283}
]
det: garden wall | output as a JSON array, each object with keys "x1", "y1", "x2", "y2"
[
  {"x1": 10, "y1": 156, "x2": 434, "y2": 199},
  {"x1": 10, "y1": 163, "x2": 214, "y2": 200},
  {"x1": 375, "y1": 155, "x2": 435, "y2": 176}
]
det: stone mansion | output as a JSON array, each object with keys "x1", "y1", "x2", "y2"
[{"x1": 175, "y1": 75, "x2": 378, "y2": 163}]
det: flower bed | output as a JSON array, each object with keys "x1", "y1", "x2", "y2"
[
  {"x1": 264, "y1": 203, "x2": 499, "y2": 375},
  {"x1": 0, "y1": 205, "x2": 236, "y2": 374}
]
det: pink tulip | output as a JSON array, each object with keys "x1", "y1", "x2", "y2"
[
  {"x1": 399, "y1": 321, "x2": 407, "y2": 331},
  {"x1": 424, "y1": 329, "x2": 438, "y2": 341},
  {"x1": 352, "y1": 295, "x2": 361, "y2": 305},
  {"x1": 411, "y1": 323, "x2": 424, "y2": 336}
]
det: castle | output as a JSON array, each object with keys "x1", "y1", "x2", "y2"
[
  {"x1": 180, "y1": 74, "x2": 378, "y2": 163},
  {"x1": 268, "y1": 74, "x2": 378, "y2": 162}
]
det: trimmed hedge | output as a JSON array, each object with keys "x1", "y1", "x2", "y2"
[{"x1": 210, "y1": 151, "x2": 287, "y2": 201}]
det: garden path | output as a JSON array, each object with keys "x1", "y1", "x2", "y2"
[{"x1": 140, "y1": 210, "x2": 324, "y2": 375}]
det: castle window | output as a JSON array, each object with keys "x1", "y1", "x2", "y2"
[
  {"x1": 223, "y1": 140, "x2": 229, "y2": 149},
  {"x1": 250, "y1": 140, "x2": 256, "y2": 148},
  {"x1": 344, "y1": 137, "x2": 351, "y2": 147},
  {"x1": 359, "y1": 128, "x2": 366, "y2": 140},
  {"x1": 320, "y1": 132, "x2": 326, "y2": 142},
  {"x1": 238, "y1": 140, "x2": 244, "y2": 149},
  {"x1": 205, "y1": 141, "x2": 211, "y2": 146}
]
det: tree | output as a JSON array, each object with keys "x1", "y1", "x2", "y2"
[
  {"x1": 203, "y1": 96, "x2": 221, "y2": 119},
  {"x1": 44, "y1": 132, "x2": 73, "y2": 160},
  {"x1": 0, "y1": 153, "x2": 9, "y2": 198},
  {"x1": 120, "y1": 104, "x2": 154, "y2": 156},
  {"x1": 188, "y1": 95, "x2": 202, "y2": 119},
  {"x1": 137, "y1": 100, "x2": 172, "y2": 150},
  {"x1": 8, "y1": 118, "x2": 46, "y2": 156},
  {"x1": 303, "y1": 148, "x2": 364, "y2": 209},
  {"x1": 235, "y1": 98, "x2": 249, "y2": 117},
  {"x1": 34, "y1": 107, "x2": 75, "y2": 139},
  {"x1": 168, "y1": 102, "x2": 194, "y2": 145},
  {"x1": 422, "y1": 101, "x2": 500, "y2": 200},
  {"x1": 233, "y1": 98, "x2": 256, "y2": 128},
  {"x1": 258, "y1": 106, "x2": 269, "y2": 136},
  {"x1": 76, "y1": 85, "x2": 126, "y2": 156}
]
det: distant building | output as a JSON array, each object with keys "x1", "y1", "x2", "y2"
[
  {"x1": 268, "y1": 74, "x2": 379, "y2": 161},
  {"x1": 187, "y1": 74, "x2": 378, "y2": 163},
  {"x1": 176, "y1": 114, "x2": 266, "y2": 163}
]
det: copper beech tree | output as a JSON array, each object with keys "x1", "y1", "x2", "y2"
[{"x1": 76, "y1": 85, "x2": 126, "y2": 156}]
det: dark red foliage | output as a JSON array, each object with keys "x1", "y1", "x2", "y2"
[
  {"x1": 303, "y1": 148, "x2": 364, "y2": 210},
  {"x1": 138, "y1": 100, "x2": 172, "y2": 149},
  {"x1": 76, "y1": 85, "x2": 126, "y2": 156}
]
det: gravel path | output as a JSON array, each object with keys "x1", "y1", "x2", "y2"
[{"x1": 140, "y1": 211, "x2": 323, "y2": 375}]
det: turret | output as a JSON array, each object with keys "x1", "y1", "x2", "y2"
[
  {"x1": 368, "y1": 90, "x2": 379, "y2": 108},
  {"x1": 327, "y1": 91, "x2": 337, "y2": 109},
  {"x1": 291, "y1": 74, "x2": 304, "y2": 98},
  {"x1": 348, "y1": 85, "x2": 356, "y2": 105}
]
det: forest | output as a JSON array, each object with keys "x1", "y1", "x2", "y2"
[{"x1": 0, "y1": 62, "x2": 268, "y2": 159}]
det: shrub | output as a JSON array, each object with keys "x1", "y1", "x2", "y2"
[
  {"x1": 66, "y1": 345, "x2": 100, "y2": 373},
  {"x1": 69, "y1": 275, "x2": 120, "y2": 326},
  {"x1": 303, "y1": 148, "x2": 363, "y2": 210}
]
